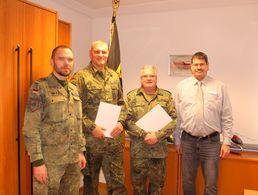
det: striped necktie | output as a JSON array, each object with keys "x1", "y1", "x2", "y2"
[{"x1": 196, "y1": 81, "x2": 204, "y2": 126}]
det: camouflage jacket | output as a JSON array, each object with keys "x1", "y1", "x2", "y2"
[
  {"x1": 71, "y1": 63, "x2": 126, "y2": 150},
  {"x1": 125, "y1": 87, "x2": 177, "y2": 159},
  {"x1": 22, "y1": 73, "x2": 85, "y2": 165}
]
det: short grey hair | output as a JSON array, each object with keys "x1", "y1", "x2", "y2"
[
  {"x1": 140, "y1": 65, "x2": 157, "y2": 76},
  {"x1": 90, "y1": 40, "x2": 108, "y2": 50}
]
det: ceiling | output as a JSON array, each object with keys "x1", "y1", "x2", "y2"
[
  {"x1": 55, "y1": 0, "x2": 258, "y2": 17},
  {"x1": 74, "y1": 0, "x2": 257, "y2": 9},
  {"x1": 73, "y1": 0, "x2": 169, "y2": 9}
]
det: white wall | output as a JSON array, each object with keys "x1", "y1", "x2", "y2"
[
  {"x1": 26, "y1": 0, "x2": 258, "y2": 185},
  {"x1": 29, "y1": 0, "x2": 92, "y2": 72},
  {"x1": 29, "y1": 1, "x2": 258, "y2": 143},
  {"x1": 92, "y1": 4, "x2": 258, "y2": 144}
]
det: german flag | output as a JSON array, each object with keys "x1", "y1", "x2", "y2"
[{"x1": 107, "y1": 15, "x2": 122, "y2": 87}]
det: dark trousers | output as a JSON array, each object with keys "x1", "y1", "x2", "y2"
[{"x1": 181, "y1": 131, "x2": 221, "y2": 195}]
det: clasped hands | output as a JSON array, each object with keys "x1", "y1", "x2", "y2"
[
  {"x1": 144, "y1": 132, "x2": 158, "y2": 145},
  {"x1": 92, "y1": 122, "x2": 124, "y2": 139}
]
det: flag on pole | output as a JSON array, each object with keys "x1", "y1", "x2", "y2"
[{"x1": 107, "y1": 13, "x2": 122, "y2": 86}]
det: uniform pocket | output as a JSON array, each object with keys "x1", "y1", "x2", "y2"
[
  {"x1": 132, "y1": 102, "x2": 147, "y2": 119},
  {"x1": 72, "y1": 94, "x2": 82, "y2": 119},
  {"x1": 111, "y1": 82, "x2": 119, "y2": 101},
  {"x1": 159, "y1": 96, "x2": 170, "y2": 109},
  {"x1": 47, "y1": 96, "x2": 68, "y2": 122},
  {"x1": 86, "y1": 85, "x2": 102, "y2": 105}
]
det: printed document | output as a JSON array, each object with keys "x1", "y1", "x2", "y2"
[
  {"x1": 136, "y1": 104, "x2": 172, "y2": 132},
  {"x1": 95, "y1": 102, "x2": 122, "y2": 137}
]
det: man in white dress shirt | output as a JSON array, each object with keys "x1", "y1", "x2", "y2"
[{"x1": 173, "y1": 51, "x2": 233, "y2": 195}]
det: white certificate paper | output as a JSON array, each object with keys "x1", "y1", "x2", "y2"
[
  {"x1": 136, "y1": 104, "x2": 172, "y2": 132},
  {"x1": 95, "y1": 102, "x2": 122, "y2": 137}
]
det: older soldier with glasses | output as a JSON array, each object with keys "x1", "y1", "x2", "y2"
[{"x1": 125, "y1": 65, "x2": 177, "y2": 194}]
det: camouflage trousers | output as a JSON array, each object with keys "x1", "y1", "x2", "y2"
[
  {"x1": 131, "y1": 157, "x2": 166, "y2": 195},
  {"x1": 83, "y1": 145, "x2": 126, "y2": 195},
  {"x1": 33, "y1": 162, "x2": 82, "y2": 195}
]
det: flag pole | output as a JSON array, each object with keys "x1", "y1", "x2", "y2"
[
  {"x1": 110, "y1": 0, "x2": 120, "y2": 45},
  {"x1": 112, "y1": 0, "x2": 120, "y2": 17},
  {"x1": 108, "y1": 0, "x2": 123, "y2": 88}
]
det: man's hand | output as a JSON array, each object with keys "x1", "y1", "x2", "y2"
[
  {"x1": 92, "y1": 126, "x2": 105, "y2": 139},
  {"x1": 220, "y1": 144, "x2": 230, "y2": 159},
  {"x1": 144, "y1": 132, "x2": 158, "y2": 145},
  {"x1": 33, "y1": 164, "x2": 48, "y2": 184},
  {"x1": 79, "y1": 153, "x2": 87, "y2": 169},
  {"x1": 174, "y1": 144, "x2": 182, "y2": 155},
  {"x1": 110, "y1": 122, "x2": 124, "y2": 137}
]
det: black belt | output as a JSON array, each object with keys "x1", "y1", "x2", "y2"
[{"x1": 183, "y1": 131, "x2": 219, "y2": 140}]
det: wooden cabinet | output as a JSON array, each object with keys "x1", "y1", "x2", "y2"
[
  {"x1": 196, "y1": 152, "x2": 258, "y2": 195},
  {"x1": 124, "y1": 140, "x2": 258, "y2": 195},
  {"x1": 163, "y1": 145, "x2": 181, "y2": 195},
  {"x1": 124, "y1": 140, "x2": 180, "y2": 195},
  {"x1": 123, "y1": 140, "x2": 134, "y2": 194},
  {"x1": 0, "y1": 1, "x2": 23, "y2": 195},
  {"x1": 58, "y1": 20, "x2": 71, "y2": 47},
  {"x1": 0, "y1": 0, "x2": 57, "y2": 194}
]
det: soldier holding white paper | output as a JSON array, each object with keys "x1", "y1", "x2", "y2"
[
  {"x1": 71, "y1": 40, "x2": 126, "y2": 195},
  {"x1": 125, "y1": 65, "x2": 177, "y2": 194}
]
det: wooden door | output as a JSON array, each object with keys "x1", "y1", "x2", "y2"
[
  {"x1": 23, "y1": 2, "x2": 57, "y2": 82},
  {"x1": 58, "y1": 20, "x2": 71, "y2": 47},
  {"x1": 0, "y1": 0, "x2": 24, "y2": 194},
  {"x1": 19, "y1": 2, "x2": 57, "y2": 194},
  {"x1": 0, "y1": 0, "x2": 57, "y2": 194}
]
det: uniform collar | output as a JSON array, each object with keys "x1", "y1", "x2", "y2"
[
  {"x1": 136, "y1": 87, "x2": 163, "y2": 96},
  {"x1": 88, "y1": 62, "x2": 111, "y2": 78},
  {"x1": 48, "y1": 73, "x2": 69, "y2": 96}
]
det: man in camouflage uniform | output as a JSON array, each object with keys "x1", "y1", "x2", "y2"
[
  {"x1": 125, "y1": 65, "x2": 177, "y2": 195},
  {"x1": 71, "y1": 40, "x2": 126, "y2": 195},
  {"x1": 22, "y1": 45, "x2": 86, "y2": 195}
]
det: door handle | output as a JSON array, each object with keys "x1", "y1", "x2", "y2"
[
  {"x1": 28, "y1": 47, "x2": 33, "y2": 85},
  {"x1": 15, "y1": 44, "x2": 21, "y2": 195}
]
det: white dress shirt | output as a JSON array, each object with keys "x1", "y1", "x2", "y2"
[{"x1": 173, "y1": 76, "x2": 233, "y2": 145}]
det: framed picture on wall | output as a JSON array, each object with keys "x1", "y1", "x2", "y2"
[{"x1": 169, "y1": 54, "x2": 192, "y2": 76}]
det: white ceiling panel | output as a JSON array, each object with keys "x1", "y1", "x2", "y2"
[{"x1": 52, "y1": 0, "x2": 258, "y2": 17}]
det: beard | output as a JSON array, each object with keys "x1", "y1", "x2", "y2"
[
  {"x1": 53, "y1": 60, "x2": 73, "y2": 77},
  {"x1": 55, "y1": 67, "x2": 72, "y2": 77}
]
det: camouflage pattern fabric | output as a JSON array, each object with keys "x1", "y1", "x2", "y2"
[
  {"x1": 131, "y1": 158, "x2": 166, "y2": 195},
  {"x1": 33, "y1": 162, "x2": 82, "y2": 195},
  {"x1": 125, "y1": 87, "x2": 177, "y2": 194},
  {"x1": 71, "y1": 63, "x2": 126, "y2": 195},
  {"x1": 22, "y1": 73, "x2": 85, "y2": 193},
  {"x1": 125, "y1": 87, "x2": 177, "y2": 159},
  {"x1": 83, "y1": 144, "x2": 125, "y2": 195}
]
